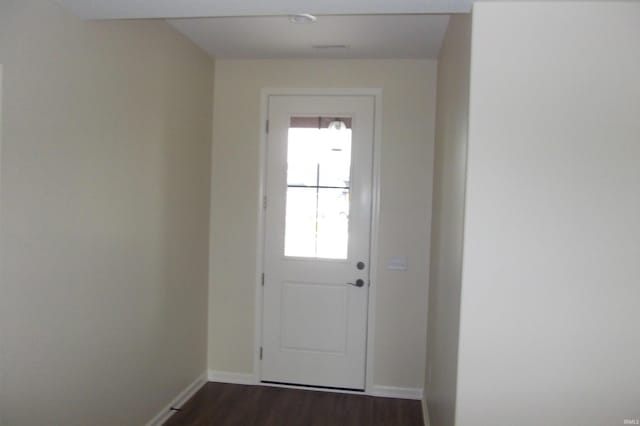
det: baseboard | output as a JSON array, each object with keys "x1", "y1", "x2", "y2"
[
  {"x1": 369, "y1": 385, "x2": 423, "y2": 400},
  {"x1": 208, "y1": 370, "x2": 257, "y2": 385},
  {"x1": 146, "y1": 372, "x2": 207, "y2": 426}
]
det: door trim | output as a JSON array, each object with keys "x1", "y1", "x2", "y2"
[{"x1": 254, "y1": 88, "x2": 382, "y2": 394}]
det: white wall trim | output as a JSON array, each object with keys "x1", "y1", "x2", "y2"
[
  {"x1": 252, "y1": 89, "x2": 269, "y2": 389},
  {"x1": 146, "y1": 372, "x2": 207, "y2": 426},
  {"x1": 208, "y1": 370, "x2": 258, "y2": 385},
  {"x1": 0, "y1": 65, "x2": 4, "y2": 426},
  {"x1": 366, "y1": 89, "x2": 383, "y2": 396},
  {"x1": 370, "y1": 385, "x2": 424, "y2": 400},
  {"x1": 254, "y1": 87, "x2": 383, "y2": 393}
]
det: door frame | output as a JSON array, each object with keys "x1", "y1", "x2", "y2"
[{"x1": 254, "y1": 88, "x2": 383, "y2": 394}]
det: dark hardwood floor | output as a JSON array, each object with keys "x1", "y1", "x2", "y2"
[{"x1": 164, "y1": 382, "x2": 424, "y2": 426}]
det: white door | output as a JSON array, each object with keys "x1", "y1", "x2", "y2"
[{"x1": 261, "y1": 94, "x2": 375, "y2": 390}]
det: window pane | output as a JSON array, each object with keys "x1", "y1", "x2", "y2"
[
  {"x1": 284, "y1": 188, "x2": 317, "y2": 258},
  {"x1": 316, "y1": 189, "x2": 350, "y2": 259},
  {"x1": 318, "y1": 128, "x2": 351, "y2": 188},
  {"x1": 287, "y1": 124, "x2": 352, "y2": 188},
  {"x1": 287, "y1": 128, "x2": 320, "y2": 187}
]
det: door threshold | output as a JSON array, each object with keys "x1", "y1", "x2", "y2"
[{"x1": 261, "y1": 380, "x2": 365, "y2": 394}]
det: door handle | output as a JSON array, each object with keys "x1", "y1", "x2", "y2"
[{"x1": 347, "y1": 279, "x2": 365, "y2": 288}]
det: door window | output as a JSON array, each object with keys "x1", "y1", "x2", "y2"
[{"x1": 284, "y1": 117, "x2": 353, "y2": 259}]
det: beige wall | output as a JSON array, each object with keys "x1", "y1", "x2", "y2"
[
  {"x1": 424, "y1": 14, "x2": 471, "y2": 426},
  {"x1": 209, "y1": 59, "x2": 437, "y2": 389},
  {"x1": 457, "y1": 2, "x2": 640, "y2": 425},
  {"x1": 0, "y1": 1, "x2": 213, "y2": 424}
]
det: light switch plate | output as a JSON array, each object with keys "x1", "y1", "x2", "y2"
[{"x1": 386, "y1": 256, "x2": 408, "y2": 271}]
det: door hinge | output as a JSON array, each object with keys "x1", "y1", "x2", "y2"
[
  {"x1": 263, "y1": 196, "x2": 267, "y2": 210},
  {"x1": 265, "y1": 120, "x2": 269, "y2": 134},
  {"x1": 261, "y1": 273, "x2": 265, "y2": 286},
  {"x1": 260, "y1": 346, "x2": 263, "y2": 360}
]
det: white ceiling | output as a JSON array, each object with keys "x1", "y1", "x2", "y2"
[
  {"x1": 55, "y1": 0, "x2": 473, "y2": 19},
  {"x1": 55, "y1": 0, "x2": 470, "y2": 60},
  {"x1": 168, "y1": 15, "x2": 451, "y2": 59}
]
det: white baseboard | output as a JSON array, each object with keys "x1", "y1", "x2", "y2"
[
  {"x1": 208, "y1": 369, "x2": 257, "y2": 385},
  {"x1": 369, "y1": 385, "x2": 423, "y2": 400},
  {"x1": 146, "y1": 372, "x2": 207, "y2": 426}
]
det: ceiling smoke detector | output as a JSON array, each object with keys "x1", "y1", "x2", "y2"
[{"x1": 288, "y1": 14, "x2": 317, "y2": 24}]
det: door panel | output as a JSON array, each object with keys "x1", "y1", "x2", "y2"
[
  {"x1": 280, "y1": 281, "x2": 348, "y2": 354},
  {"x1": 261, "y1": 95, "x2": 375, "y2": 390}
]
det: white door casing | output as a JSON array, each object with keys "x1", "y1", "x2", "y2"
[{"x1": 261, "y1": 94, "x2": 376, "y2": 390}]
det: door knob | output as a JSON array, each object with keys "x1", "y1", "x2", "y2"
[{"x1": 347, "y1": 279, "x2": 365, "y2": 288}]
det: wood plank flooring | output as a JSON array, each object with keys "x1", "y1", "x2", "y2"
[{"x1": 164, "y1": 382, "x2": 424, "y2": 426}]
